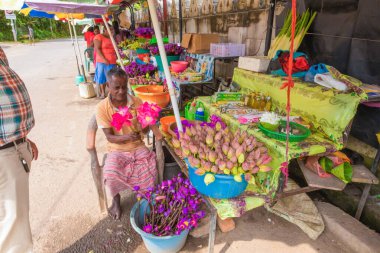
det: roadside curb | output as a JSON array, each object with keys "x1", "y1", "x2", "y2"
[{"x1": 316, "y1": 202, "x2": 380, "y2": 253}]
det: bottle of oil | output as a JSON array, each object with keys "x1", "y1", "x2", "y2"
[
  {"x1": 254, "y1": 94, "x2": 261, "y2": 110},
  {"x1": 260, "y1": 94, "x2": 266, "y2": 111}
]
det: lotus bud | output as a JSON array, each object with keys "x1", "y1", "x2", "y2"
[
  {"x1": 190, "y1": 126, "x2": 197, "y2": 136},
  {"x1": 185, "y1": 127, "x2": 192, "y2": 137},
  {"x1": 246, "y1": 144, "x2": 255, "y2": 152},
  {"x1": 172, "y1": 139, "x2": 181, "y2": 149},
  {"x1": 238, "y1": 167, "x2": 245, "y2": 174},
  {"x1": 199, "y1": 151, "x2": 206, "y2": 160},
  {"x1": 215, "y1": 122, "x2": 222, "y2": 131},
  {"x1": 223, "y1": 169, "x2": 231, "y2": 175},
  {"x1": 175, "y1": 148, "x2": 182, "y2": 157},
  {"x1": 231, "y1": 140, "x2": 240, "y2": 150},
  {"x1": 206, "y1": 134, "x2": 214, "y2": 146},
  {"x1": 219, "y1": 160, "x2": 226, "y2": 170},
  {"x1": 233, "y1": 174, "x2": 242, "y2": 182},
  {"x1": 195, "y1": 124, "x2": 202, "y2": 132},
  {"x1": 242, "y1": 162, "x2": 250, "y2": 171},
  {"x1": 227, "y1": 148, "x2": 235, "y2": 159},
  {"x1": 223, "y1": 127, "x2": 229, "y2": 135},
  {"x1": 244, "y1": 173, "x2": 252, "y2": 182},
  {"x1": 259, "y1": 147, "x2": 268, "y2": 154},
  {"x1": 182, "y1": 147, "x2": 190, "y2": 156},
  {"x1": 231, "y1": 167, "x2": 238, "y2": 175},
  {"x1": 190, "y1": 157, "x2": 201, "y2": 168},
  {"x1": 211, "y1": 165, "x2": 218, "y2": 174},
  {"x1": 208, "y1": 151, "x2": 217, "y2": 163},
  {"x1": 254, "y1": 149, "x2": 261, "y2": 160},
  {"x1": 204, "y1": 173, "x2": 215, "y2": 185},
  {"x1": 222, "y1": 144, "x2": 229, "y2": 155},
  {"x1": 230, "y1": 155, "x2": 237, "y2": 163},
  {"x1": 259, "y1": 165, "x2": 272, "y2": 172},
  {"x1": 257, "y1": 142, "x2": 264, "y2": 147},
  {"x1": 215, "y1": 158, "x2": 220, "y2": 165},
  {"x1": 251, "y1": 166, "x2": 260, "y2": 174},
  {"x1": 224, "y1": 136, "x2": 231, "y2": 143},
  {"x1": 238, "y1": 153, "x2": 245, "y2": 164},
  {"x1": 204, "y1": 162, "x2": 212, "y2": 172},
  {"x1": 235, "y1": 146, "x2": 244, "y2": 157},
  {"x1": 189, "y1": 144, "x2": 198, "y2": 155},
  {"x1": 226, "y1": 161, "x2": 234, "y2": 170},
  {"x1": 261, "y1": 154, "x2": 272, "y2": 165},
  {"x1": 214, "y1": 131, "x2": 222, "y2": 141},
  {"x1": 195, "y1": 168, "x2": 206, "y2": 175}
]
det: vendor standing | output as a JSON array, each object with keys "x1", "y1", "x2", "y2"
[{"x1": 94, "y1": 26, "x2": 117, "y2": 99}]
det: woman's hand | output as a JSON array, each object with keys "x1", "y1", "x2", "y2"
[
  {"x1": 27, "y1": 139, "x2": 39, "y2": 160},
  {"x1": 124, "y1": 132, "x2": 141, "y2": 142}
]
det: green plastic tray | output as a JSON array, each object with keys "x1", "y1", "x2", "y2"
[{"x1": 258, "y1": 120, "x2": 311, "y2": 142}]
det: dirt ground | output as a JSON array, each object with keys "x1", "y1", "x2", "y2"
[{"x1": 1, "y1": 40, "x2": 353, "y2": 253}]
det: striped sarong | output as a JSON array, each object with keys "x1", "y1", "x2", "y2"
[{"x1": 103, "y1": 147, "x2": 157, "y2": 197}]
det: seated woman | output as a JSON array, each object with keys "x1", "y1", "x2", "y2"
[{"x1": 96, "y1": 67, "x2": 162, "y2": 219}]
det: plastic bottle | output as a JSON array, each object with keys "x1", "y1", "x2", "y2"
[
  {"x1": 195, "y1": 107, "x2": 205, "y2": 122},
  {"x1": 265, "y1": 96, "x2": 272, "y2": 111}
]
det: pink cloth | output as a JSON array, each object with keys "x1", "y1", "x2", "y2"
[{"x1": 103, "y1": 146, "x2": 157, "y2": 197}]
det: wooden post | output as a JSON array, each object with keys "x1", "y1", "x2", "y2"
[{"x1": 86, "y1": 115, "x2": 107, "y2": 213}]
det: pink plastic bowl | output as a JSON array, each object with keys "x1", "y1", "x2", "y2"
[{"x1": 170, "y1": 61, "x2": 188, "y2": 73}]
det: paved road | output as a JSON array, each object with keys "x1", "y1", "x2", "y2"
[{"x1": 1, "y1": 40, "x2": 352, "y2": 253}]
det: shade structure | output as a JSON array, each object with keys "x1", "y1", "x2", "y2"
[
  {"x1": 0, "y1": 0, "x2": 24, "y2": 10},
  {"x1": 55, "y1": 12, "x2": 85, "y2": 19},
  {"x1": 25, "y1": 0, "x2": 118, "y2": 15},
  {"x1": 20, "y1": 3, "x2": 56, "y2": 18}
]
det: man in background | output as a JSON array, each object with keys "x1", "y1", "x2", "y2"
[
  {"x1": 0, "y1": 46, "x2": 38, "y2": 253},
  {"x1": 28, "y1": 25, "x2": 34, "y2": 45}
]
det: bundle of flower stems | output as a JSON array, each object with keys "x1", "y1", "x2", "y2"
[{"x1": 268, "y1": 9, "x2": 317, "y2": 59}]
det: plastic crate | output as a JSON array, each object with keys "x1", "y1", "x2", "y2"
[{"x1": 210, "y1": 43, "x2": 246, "y2": 57}]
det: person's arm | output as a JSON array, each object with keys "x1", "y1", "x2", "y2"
[
  {"x1": 150, "y1": 125, "x2": 163, "y2": 140},
  {"x1": 102, "y1": 128, "x2": 141, "y2": 144},
  {"x1": 94, "y1": 37, "x2": 109, "y2": 64}
]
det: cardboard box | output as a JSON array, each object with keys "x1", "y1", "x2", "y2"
[
  {"x1": 181, "y1": 33, "x2": 220, "y2": 54},
  {"x1": 238, "y1": 56, "x2": 270, "y2": 73}
]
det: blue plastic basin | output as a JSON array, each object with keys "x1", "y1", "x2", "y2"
[
  {"x1": 130, "y1": 200, "x2": 189, "y2": 253},
  {"x1": 185, "y1": 158, "x2": 248, "y2": 199},
  {"x1": 75, "y1": 75, "x2": 85, "y2": 86}
]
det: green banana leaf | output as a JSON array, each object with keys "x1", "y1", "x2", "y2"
[{"x1": 319, "y1": 157, "x2": 353, "y2": 183}]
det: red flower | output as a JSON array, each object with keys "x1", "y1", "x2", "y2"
[{"x1": 294, "y1": 57, "x2": 309, "y2": 71}]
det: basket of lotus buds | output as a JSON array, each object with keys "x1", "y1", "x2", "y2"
[{"x1": 170, "y1": 115, "x2": 273, "y2": 199}]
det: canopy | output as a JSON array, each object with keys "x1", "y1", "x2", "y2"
[
  {"x1": 25, "y1": 0, "x2": 118, "y2": 15},
  {"x1": 20, "y1": 4, "x2": 56, "y2": 18}
]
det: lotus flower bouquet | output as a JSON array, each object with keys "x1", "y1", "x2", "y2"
[
  {"x1": 110, "y1": 102, "x2": 161, "y2": 131},
  {"x1": 172, "y1": 115, "x2": 273, "y2": 185},
  {"x1": 137, "y1": 102, "x2": 161, "y2": 129},
  {"x1": 134, "y1": 174, "x2": 205, "y2": 236},
  {"x1": 149, "y1": 43, "x2": 184, "y2": 56},
  {"x1": 259, "y1": 112, "x2": 281, "y2": 131},
  {"x1": 124, "y1": 62, "x2": 157, "y2": 77}
]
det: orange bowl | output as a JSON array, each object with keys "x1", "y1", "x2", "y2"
[
  {"x1": 170, "y1": 61, "x2": 188, "y2": 73},
  {"x1": 134, "y1": 85, "x2": 170, "y2": 108},
  {"x1": 160, "y1": 116, "x2": 185, "y2": 133}
]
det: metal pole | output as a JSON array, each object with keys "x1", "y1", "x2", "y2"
[
  {"x1": 71, "y1": 18, "x2": 87, "y2": 82},
  {"x1": 163, "y1": 0, "x2": 168, "y2": 37},
  {"x1": 68, "y1": 21, "x2": 81, "y2": 75},
  {"x1": 11, "y1": 19, "x2": 17, "y2": 42},
  {"x1": 178, "y1": 0, "x2": 183, "y2": 42},
  {"x1": 147, "y1": 0, "x2": 183, "y2": 132},
  {"x1": 264, "y1": 0, "x2": 276, "y2": 56}
]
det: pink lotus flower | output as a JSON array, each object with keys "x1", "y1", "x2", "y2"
[
  {"x1": 137, "y1": 102, "x2": 161, "y2": 129},
  {"x1": 111, "y1": 106, "x2": 133, "y2": 131}
]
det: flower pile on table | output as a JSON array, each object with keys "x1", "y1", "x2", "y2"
[
  {"x1": 134, "y1": 174, "x2": 205, "y2": 236},
  {"x1": 170, "y1": 115, "x2": 273, "y2": 187}
]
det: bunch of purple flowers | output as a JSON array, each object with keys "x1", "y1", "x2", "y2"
[
  {"x1": 135, "y1": 27, "x2": 154, "y2": 38},
  {"x1": 149, "y1": 43, "x2": 184, "y2": 56},
  {"x1": 134, "y1": 174, "x2": 205, "y2": 237},
  {"x1": 124, "y1": 62, "x2": 156, "y2": 77}
]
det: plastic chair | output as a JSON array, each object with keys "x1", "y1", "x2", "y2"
[{"x1": 84, "y1": 47, "x2": 94, "y2": 73}]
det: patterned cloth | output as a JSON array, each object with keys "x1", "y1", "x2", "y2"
[
  {"x1": 103, "y1": 146, "x2": 157, "y2": 197},
  {"x1": 0, "y1": 47, "x2": 35, "y2": 146}
]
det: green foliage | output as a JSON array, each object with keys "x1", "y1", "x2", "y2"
[{"x1": 0, "y1": 11, "x2": 72, "y2": 42}]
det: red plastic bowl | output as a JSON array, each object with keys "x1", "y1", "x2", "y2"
[{"x1": 170, "y1": 61, "x2": 188, "y2": 73}]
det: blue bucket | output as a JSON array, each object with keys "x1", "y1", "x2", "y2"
[
  {"x1": 130, "y1": 200, "x2": 189, "y2": 253},
  {"x1": 185, "y1": 158, "x2": 248, "y2": 199},
  {"x1": 75, "y1": 75, "x2": 85, "y2": 86}
]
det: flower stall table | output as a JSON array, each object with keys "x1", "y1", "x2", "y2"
[{"x1": 185, "y1": 67, "x2": 378, "y2": 220}]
